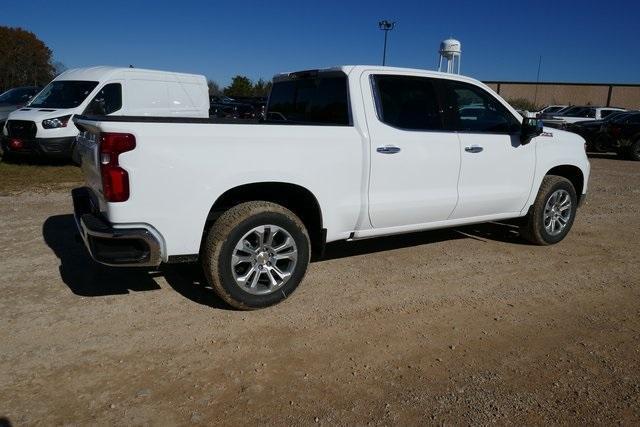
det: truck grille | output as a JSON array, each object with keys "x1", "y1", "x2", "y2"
[{"x1": 6, "y1": 120, "x2": 37, "y2": 139}]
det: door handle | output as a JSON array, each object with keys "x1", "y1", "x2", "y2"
[
  {"x1": 376, "y1": 145, "x2": 401, "y2": 154},
  {"x1": 464, "y1": 145, "x2": 484, "y2": 153}
]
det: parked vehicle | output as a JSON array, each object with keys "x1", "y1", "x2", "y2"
[
  {"x1": 540, "y1": 105, "x2": 578, "y2": 120},
  {"x1": 542, "y1": 106, "x2": 626, "y2": 129},
  {"x1": 72, "y1": 66, "x2": 590, "y2": 310},
  {"x1": 536, "y1": 105, "x2": 568, "y2": 116},
  {"x1": 0, "y1": 86, "x2": 41, "y2": 129},
  {"x1": 209, "y1": 96, "x2": 258, "y2": 119},
  {"x1": 566, "y1": 111, "x2": 635, "y2": 152},
  {"x1": 603, "y1": 112, "x2": 640, "y2": 160},
  {"x1": 540, "y1": 105, "x2": 581, "y2": 129},
  {"x1": 1, "y1": 66, "x2": 208, "y2": 158}
]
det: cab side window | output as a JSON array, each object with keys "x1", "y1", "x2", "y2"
[
  {"x1": 372, "y1": 75, "x2": 443, "y2": 131},
  {"x1": 442, "y1": 80, "x2": 520, "y2": 134},
  {"x1": 84, "y1": 83, "x2": 122, "y2": 115}
]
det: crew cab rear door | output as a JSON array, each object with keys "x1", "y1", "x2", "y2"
[{"x1": 362, "y1": 71, "x2": 461, "y2": 229}]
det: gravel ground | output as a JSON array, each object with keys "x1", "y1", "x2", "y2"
[{"x1": 1, "y1": 155, "x2": 639, "y2": 425}]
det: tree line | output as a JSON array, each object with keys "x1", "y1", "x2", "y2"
[
  {"x1": 0, "y1": 26, "x2": 55, "y2": 92},
  {"x1": 208, "y1": 76, "x2": 272, "y2": 98},
  {"x1": 0, "y1": 25, "x2": 274, "y2": 99}
]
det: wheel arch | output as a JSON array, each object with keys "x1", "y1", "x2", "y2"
[
  {"x1": 545, "y1": 164, "x2": 585, "y2": 204},
  {"x1": 203, "y1": 182, "x2": 325, "y2": 257}
]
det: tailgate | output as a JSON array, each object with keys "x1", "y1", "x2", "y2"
[{"x1": 74, "y1": 120, "x2": 104, "y2": 201}]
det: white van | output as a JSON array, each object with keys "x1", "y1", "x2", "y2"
[{"x1": 1, "y1": 66, "x2": 209, "y2": 158}]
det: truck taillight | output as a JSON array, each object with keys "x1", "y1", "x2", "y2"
[{"x1": 100, "y1": 132, "x2": 136, "y2": 202}]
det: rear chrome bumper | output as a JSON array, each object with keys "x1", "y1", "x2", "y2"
[{"x1": 72, "y1": 187, "x2": 162, "y2": 267}]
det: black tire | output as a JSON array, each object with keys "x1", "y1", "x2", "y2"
[
  {"x1": 202, "y1": 201, "x2": 310, "y2": 310},
  {"x1": 520, "y1": 175, "x2": 578, "y2": 245},
  {"x1": 616, "y1": 148, "x2": 629, "y2": 159},
  {"x1": 629, "y1": 140, "x2": 640, "y2": 161},
  {"x1": 592, "y1": 136, "x2": 609, "y2": 153}
]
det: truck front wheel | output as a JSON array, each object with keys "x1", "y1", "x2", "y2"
[
  {"x1": 520, "y1": 175, "x2": 578, "y2": 245},
  {"x1": 202, "y1": 201, "x2": 311, "y2": 310}
]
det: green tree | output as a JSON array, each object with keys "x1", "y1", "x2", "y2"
[
  {"x1": 252, "y1": 78, "x2": 272, "y2": 97},
  {"x1": 0, "y1": 26, "x2": 54, "y2": 91},
  {"x1": 223, "y1": 75, "x2": 254, "y2": 97}
]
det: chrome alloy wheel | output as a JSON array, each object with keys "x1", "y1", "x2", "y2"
[
  {"x1": 231, "y1": 225, "x2": 298, "y2": 295},
  {"x1": 543, "y1": 189, "x2": 572, "y2": 236}
]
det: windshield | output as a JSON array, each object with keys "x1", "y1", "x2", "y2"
[
  {"x1": 557, "y1": 106, "x2": 580, "y2": 116},
  {"x1": 544, "y1": 106, "x2": 564, "y2": 114},
  {"x1": 28, "y1": 80, "x2": 98, "y2": 109},
  {"x1": 0, "y1": 87, "x2": 38, "y2": 105},
  {"x1": 562, "y1": 107, "x2": 590, "y2": 117}
]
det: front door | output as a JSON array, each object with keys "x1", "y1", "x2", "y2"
[{"x1": 441, "y1": 80, "x2": 536, "y2": 219}]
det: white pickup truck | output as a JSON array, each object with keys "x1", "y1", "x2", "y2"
[{"x1": 73, "y1": 65, "x2": 590, "y2": 310}]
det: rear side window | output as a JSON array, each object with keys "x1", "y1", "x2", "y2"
[
  {"x1": 84, "y1": 83, "x2": 122, "y2": 115},
  {"x1": 266, "y1": 73, "x2": 350, "y2": 125},
  {"x1": 442, "y1": 80, "x2": 520, "y2": 133},
  {"x1": 372, "y1": 75, "x2": 443, "y2": 131}
]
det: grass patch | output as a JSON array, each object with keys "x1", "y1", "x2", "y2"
[{"x1": 0, "y1": 158, "x2": 83, "y2": 194}]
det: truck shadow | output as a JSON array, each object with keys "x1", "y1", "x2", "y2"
[
  {"x1": 319, "y1": 221, "x2": 527, "y2": 261},
  {"x1": 43, "y1": 214, "x2": 163, "y2": 297},
  {"x1": 42, "y1": 214, "x2": 230, "y2": 308},
  {"x1": 43, "y1": 214, "x2": 527, "y2": 308}
]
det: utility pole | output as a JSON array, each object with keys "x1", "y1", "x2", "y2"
[
  {"x1": 378, "y1": 20, "x2": 396, "y2": 66},
  {"x1": 533, "y1": 55, "x2": 542, "y2": 107}
]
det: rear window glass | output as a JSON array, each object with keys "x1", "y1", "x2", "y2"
[{"x1": 266, "y1": 73, "x2": 350, "y2": 125}]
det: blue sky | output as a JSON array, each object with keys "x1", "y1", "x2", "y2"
[{"x1": 3, "y1": 0, "x2": 639, "y2": 85}]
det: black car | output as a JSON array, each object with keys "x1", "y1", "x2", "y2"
[
  {"x1": 604, "y1": 112, "x2": 640, "y2": 160},
  {"x1": 209, "y1": 96, "x2": 257, "y2": 119},
  {"x1": 567, "y1": 111, "x2": 635, "y2": 152},
  {"x1": 0, "y1": 86, "x2": 41, "y2": 127}
]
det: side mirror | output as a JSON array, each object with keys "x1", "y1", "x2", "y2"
[{"x1": 520, "y1": 117, "x2": 543, "y2": 145}]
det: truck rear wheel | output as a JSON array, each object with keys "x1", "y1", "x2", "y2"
[
  {"x1": 520, "y1": 175, "x2": 578, "y2": 245},
  {"x1": 202, "y1": 201, "x2": 310, "y2": 310}
]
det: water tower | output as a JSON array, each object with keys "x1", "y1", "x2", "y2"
[{"x1": 437, "y1": 38, "x2": 461, "y2": 74}]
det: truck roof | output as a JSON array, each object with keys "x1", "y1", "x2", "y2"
[
  {"x1": 274, "y1": 65, "x2": 492, "y2": 89},
  {"x1": 54, "y1": 66, "x2": 205, "y2": 83}
]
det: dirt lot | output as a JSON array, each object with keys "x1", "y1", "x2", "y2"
[{"x1": 1, "y1": 155, "x2": 639, "y2": 425}]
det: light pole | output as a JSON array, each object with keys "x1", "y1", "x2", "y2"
[{"x1": 378, "y1": 20, "x2": 395, "y2": 66}]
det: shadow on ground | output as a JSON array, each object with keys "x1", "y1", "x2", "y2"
[
  {"x1": 586, "y1": 152, "x2": 618, "y2": 160},
  {"x1": 43, "y1": 214, "x2": 527, "y2": 307},
  {"x1": 43, "y1": 214, "x2": 162, "y2": 297},
  {"x1": 319, "y1": 220, "x2": 527, "y2": 261},
  {"x1": 0, "y1": 154, "x2": 76, "y2": 166}
]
